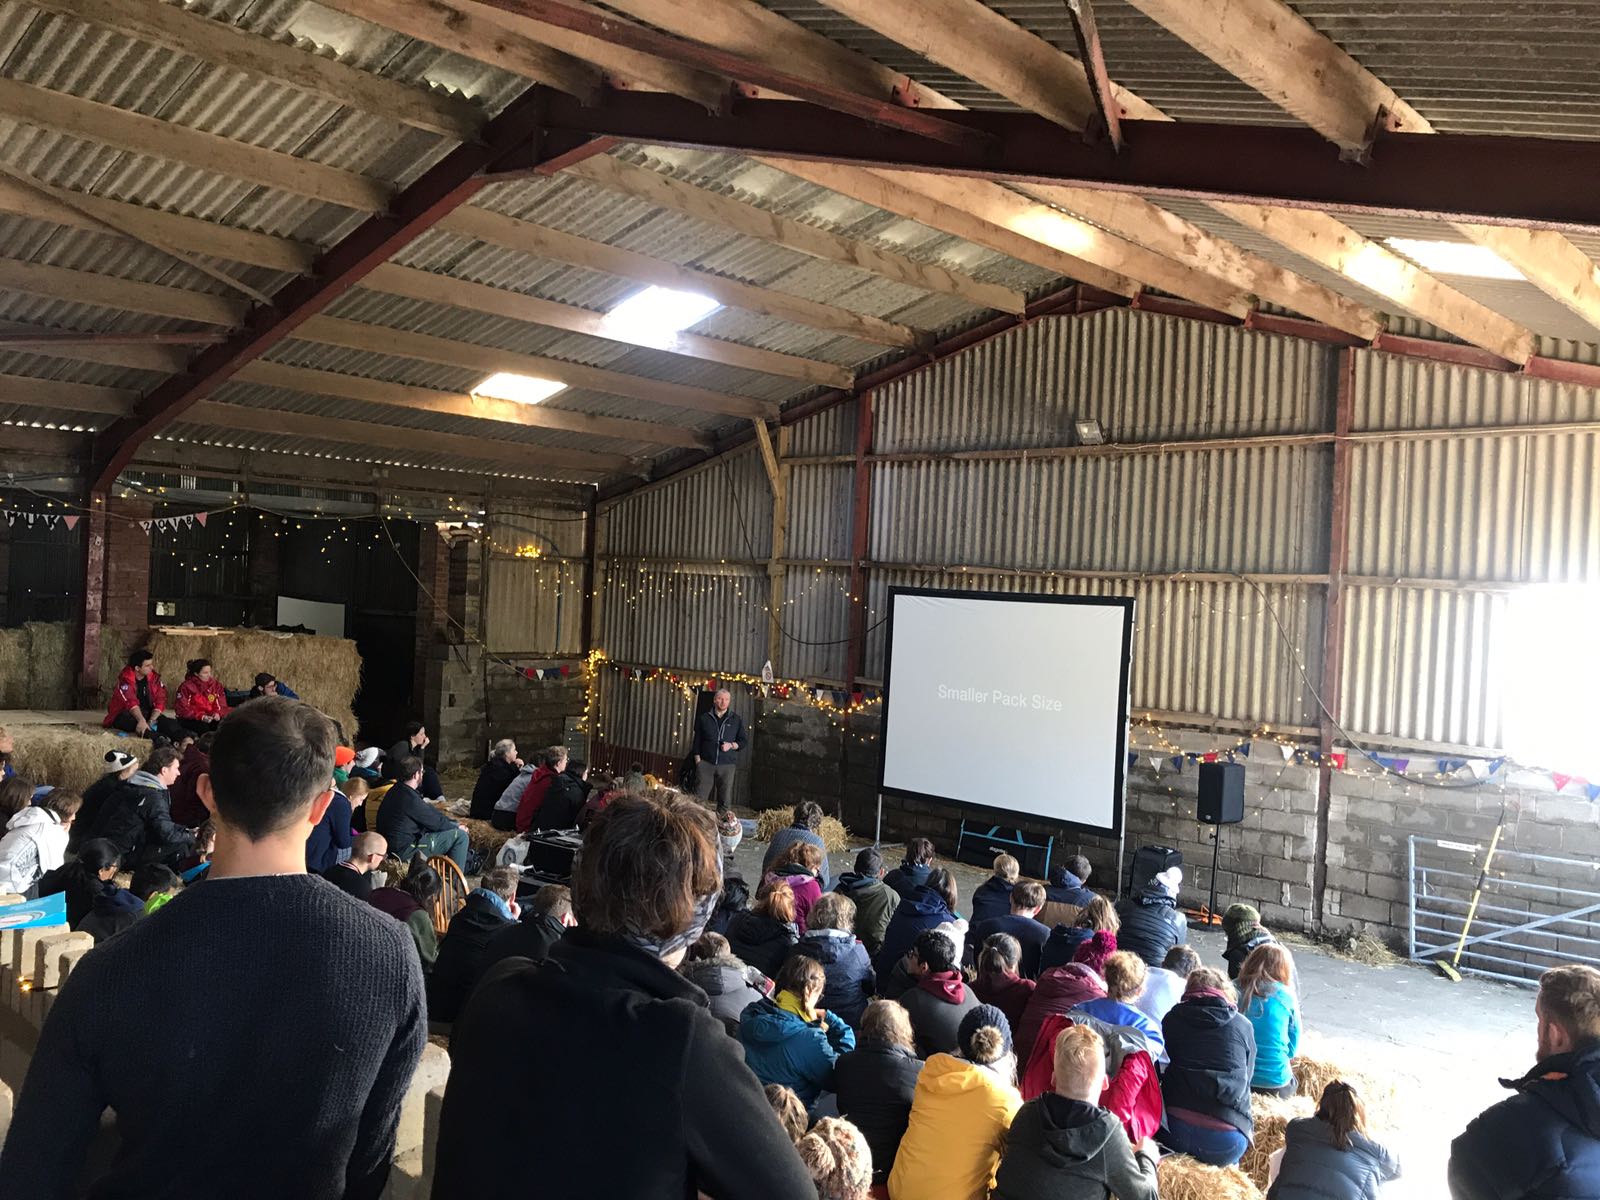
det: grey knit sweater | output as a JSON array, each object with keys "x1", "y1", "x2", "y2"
[{"x1": 0, "y1": 874, "x2": 426, "y2": 1200}]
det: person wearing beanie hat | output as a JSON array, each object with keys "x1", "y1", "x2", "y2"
[
  {"x1": 1072, "y1": 930, "x2": 1118, "y2": 978},
  {"x1": 798, "y1": 1117, "x2": 873, "y2": 1200},
  {"x1": 992, "y1": 1023, "x2": 1160, "y2": 1200},
  {"x1": 1040, "y1": 895, "x2": 1121, "y2": 973},
  {"x1": 889, "y1": 1004, "x2": 1022, "y2": 1200},
  {"x1": 69, "y1": 751, "x2": 140, "y2": 855},
  {"x1": 1222, "y1": 903, "x2": 1275, "y2": 980},
  {"x1": 1114, "y1": 866, "x2": 1188, "y2": 968}
]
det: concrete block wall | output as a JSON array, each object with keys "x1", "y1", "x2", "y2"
[{"x1": 484, "y1": 662, "x2": 586, "y2": 764}]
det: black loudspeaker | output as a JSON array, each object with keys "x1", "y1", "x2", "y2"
[
  {"x1": 1198, "y1": 762, "x2": 1246, "y2": 825},
  {"x1": 1128, "y1": 845, "x2": 1183, "y2": 896}
]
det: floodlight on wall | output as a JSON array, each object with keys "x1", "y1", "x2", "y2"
[
  {"x1": 604, "y1": 285, "x2": 721, "y2": 345},
  {"x1": 472, "y1": 372, "x2": 567, "y2": 406},
  {"x1": 1075, "y1": 419, "x2": 1106, "y2": 445}
]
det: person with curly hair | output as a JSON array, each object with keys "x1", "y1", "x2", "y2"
[{"x1": 799, "y1": 1117, "x2": 873, "y2": 1200}]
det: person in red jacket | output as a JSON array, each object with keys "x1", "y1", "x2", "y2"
[
  {"x1": 104, "y1": 649, "x2": 183, "y2": 743},
  {"x1": 514, "y1": 746, "x2": 568, "y2": 834},
  {"x1": 175, "y1": 659, "x2": 230, "y2": 736}
]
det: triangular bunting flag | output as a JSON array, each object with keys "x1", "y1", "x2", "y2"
[
  {"x1": 195, "y1": 512, "x2": 207, "y2": 527},
  {"x1": 1280, "y1": 744, "x2": 1296, "y2": 762},
  {"x1": 1127, "y1": 751, "x2": 1138, "y2": 771},
  {"x1": 1150, "y1": 755, "x2": 1164, "y2": 773},
  {"x1": 24, "y1": 513, "x2": 34, "y2": 525},
  {"x1": 1588, "y1": 783, "x2": 1600, "y2": 803},
  {"x1": 1236, "y1": 742, "x2": 1251, "y2": 758},
  {"x1": 1489, "y1": 757, "x2": 1508, "y2": 776},
  {"x1": 1202, "y1": 752, "x2": 1218, "y2": 764},
  {"x1": 63, "y1": 515, "x2": 77, "y2": 530},
  {"x1": 1169, "y1": 756, "x2": 1184, "y2": 772},
  {"x1": 3, "y1": 513, "x2": 12, "y2": 526},
  {"x1": 758, "y1": 683, "x2": 769, "y2": 698},
  {"x1": 1468, "y1": 759, "x2": 1491, "y2": 780},
  {"x1": 139, "y1": 520, "x2": 152, "y2": 533},
  {"x1": 1330, "y1": 752, "x2": 1347, "y2": 769},
  {"x1": 43, "y1": 514, "x2": 57, "y2": 529},
  {"x1": 560, "y1": 665, "x2": 570, "y2": 678},
  {"x1": 1554, "y1": 773, "x2": 1574, "y2": 793},
  {"x1": 1436, "y1": 757, "x2": 1465, "y2": 774}
]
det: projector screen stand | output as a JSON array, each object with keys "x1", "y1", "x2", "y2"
[{"x1": 954, "y1": 820, "x2": 1053, "y2": 878}]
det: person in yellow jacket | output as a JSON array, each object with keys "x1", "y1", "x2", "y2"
[{"x1": 889, "y1": 1003, "x2": 1023, "y2": 1200}]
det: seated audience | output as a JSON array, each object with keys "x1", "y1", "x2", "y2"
[
  {"x1": 1273, "y1": 1080, "x2": 1400, "y2": 1200},
  {"x1": 836, "y1": 999, "x2": 923, "y2": 1184},
  {"x1": 1042, "y1": 855, "x2": 1097, "y2": 913},
  {"x1": 1017, "y1": 963, "x2": 1109, "y2": 1070},
  {"x1": 1160, "y1": 966, "x2": 1256, "y2": 1166},
  {"x1": 968, "y1": 880, "x2": 1050, "y2": 977},
  {"x1": 0, "y1": 777, "x2": 30, "y2": 823},
  {"x1": 179, "y1": 820, "x2": 216, "y2": 884},
  {"x1": 168, "y1": 733, "x2": 213, "y2": 828},
  {"x1": 69, "y1": 750, "x2": 138, "y2": 853},
  {"x1": 1041, "y1": 896, "x2": 1121, "y2": 973},
  {"x1": 498, "y1": 745, "x2": 566, "y2": 833},
  {"x1": 470, "y1": 739, "x2": 521, "y2": 821},
  {"x1": 1136, "y1": 944, "x2": 1201, "y2": 1030},
  {"x1": 322, "y1": 831, "x2": 387, "y2": 901},
  {"x1": 833, "y1": 846, "x2": 900, "y2": 956},
  {"x1": 0, "y1": 787, "x2": 79, "y2": 895},
  {"x1": 874, "y1": 867, "x2": 962, "y2": 982},
  {"x1": 88, "y1": 745, "x2": 194, "y2": 869},
  {"x1": 883, "y1": 837, "x2": 935, "y2": 898},
  {"x1": 763, "y1": 800, "x2": 833, "y2": 890},
  {"x1": 174, "y1": 658, "x2": 229, "y2": 735},
  {"x1": 385, "y1": 721, "x2": 442, "y2": 801},
  {"x1": 369, "y1": 859, "x2": 443, "y2": 972},
  {"x1": 103, "y1": 648, "x2": 184, "y2": 742},
  {"x1": 1115, "y1": 867, "x2": 1188, "y2": 968},
  {"x1": 342, "y1": 776, "x2": 370, "y2": 834},
  {"x1": 682, "y1": 931, "x2": 771, "y2": 1036},
  {"x1": 36, "y1": 837, "x2": 122, "y2": 926},
  {"x1": 894, "y1": 930, "x2": 980, "y2": 1058},
  {"x1": 305, "y1": 776, "x2": 354, "y2": 875},
  {"x1": 374, "y1": 756, "x2": 468, "y2": 870},
  {"x1": 428, "y1": 866, "x2": 520, "y2": 1023},
  {"x1": 1224, "y1": 903, "x2": 1276, "y2": 980},
  {"x1": 710, "y1": 869, "x2": 753, "y2": 937},
  {"x1": 993, "y1": 1023, "x2": 1160, "y2": 1200},
  {"x1": 970, "y1": 853, "x2": 1020, "y2": 926},
  {"x1": 478, "y1": 883, "x2": 577, "y2": 980},
  {"x1": 246, "y1": 672, "x2": 300, "y2": 701},
  {"x1": 1240, "y1": 943, "x2": 1301, "y2": 1097},
  {"x1": 432, "y1": 791, "x2": 817, "y2": 1198},
  {"x1": 889, "y1": 1005, "x2": 1022, "y2": 1200},
  {"x1": 975, "y1": 933, "x2": 1037, "y2": 1030},
  {"x1": 741, "y1": 954, "x2": 857, "y2": 1105},
  {"x1": 793, "y1": 891, "x2": 875, "y2": 1029},
  {"x1": 769, "y1": 840, "x2": 826, "y2": 932},
  {"x1": 729, "y1": 880, "x2": 802, "y2": 978},
  {"x1": 77, "y1": 862, "x2": 176, "y2": 944},
  {"x1": 767, "y1": 1083, "x2": 810, "y2": 1146},
  {"x1": 536, "y1": 756, "x2": 590, "y2": 830},
  {"x1": 1449, "y1": 963, "x2": 1600, "y2": 1200},
  {"x1": 798, "y1": 1117, "x2": 873, "y2": 1200},
  {"x1": 349, "y1": 745, "x2": 381, "y2": 780},
  {"x1": 1073, "y1": 930, "x2": 1117, "y2": 978},
  {"x1": 0, "y1": 696, "x2": 426, "y2": 1199},
  {"x1": 332, "y1": 744, "x2": 355, "y2": 788},
  {"x1": 1071, "y1": 951, "x2": 1166, "y2": 1060}
]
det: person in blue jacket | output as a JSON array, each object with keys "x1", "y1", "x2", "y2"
[
  {"x1": 969, "y1": 853, "x2": 1019, "y2": 925},
  {"x1": 791, "y1": 892, "x2": 875, "y2": 1028},
  {"x1": 883, "y1": 838, "x2": 936, "y2": 898},
  {"x1": 873, "y1": 868, "x2": 961, "y2": 981},
  {"x1": 740, "y1": 954, "x2": 856, "y2": 1105},
  {"x1": 1239, "y1": 943, "x2": 1300, "y2": 1098},
  {"x1": 1449, "y1": 964, "x2": 1600, "y2": 1200}
]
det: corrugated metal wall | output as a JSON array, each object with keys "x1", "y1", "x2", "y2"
[
  {"x1": 483, "y1": 502, "x2": 587, "y2": 655},
  {"x1": 573, "y1": 311, "x2": 1600, "y2": 760}
]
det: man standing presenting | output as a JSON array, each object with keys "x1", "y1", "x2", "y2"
[
  {"x1": 693, "y1": 688, "x2": 745, "y2": 815},
  {"x1": 1450, "y1": 964, "x2": 1600, "y2": 1198},
  {"x1": 0, "y1": 697, "x2": 425, "y2": 1200}
]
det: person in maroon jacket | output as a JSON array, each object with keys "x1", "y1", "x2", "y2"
[{"x1": 104, "y1": 649, "x2": 184, "y2": 742}]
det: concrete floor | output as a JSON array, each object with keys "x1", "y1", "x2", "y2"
[{"x1": 736, "y1": 830, "x2": 1533, "y2": 1200}]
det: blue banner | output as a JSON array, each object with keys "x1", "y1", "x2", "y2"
[{"x1": 0, "y1": 890, "x2": 67, "y2": 931}]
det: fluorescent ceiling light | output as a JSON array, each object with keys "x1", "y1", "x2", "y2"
[
  {"x1": 472, "y1": 372, "x2": 567, "y2": 406},
  {"x1": 1383, "y1": 238, "x2": 1526, "y2": 281},
  {"x1": 604, "y1": 286, "x2": 721, "y2": 344}
]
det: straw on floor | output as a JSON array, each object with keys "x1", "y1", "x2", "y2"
[
  {"x1": 1156, "y1": 1154, "x2": 1263, "y2": 1200},
  {"x1": 1240, "y1": 1092, "x2": 1315, "y2": 1192}
]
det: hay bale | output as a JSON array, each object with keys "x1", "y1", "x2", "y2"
[
  {"x1": 1157, "y1": 1155, "x2": 1263, "y2": 1200},
  {"x1": 754, "y1": 806, "x2": 850, "y2": 854},
  {"x1": 1291, "y1": 1049, "x2": 1400, "y2": 1131},
  {"x1": 24, "y1": 621, "x2": 73, "y2": 709},
  {"x1": 142, "y1": 627, "x2": 361, "y2": 738},
  {"x1": 10, "y1": 727, "x2": 152, "y2": 793},
  {"x1": 0, "y1": 627, "x2": 28, "y2": 709},
  {"x1": 1240, "y1": 1092, "x2": 1314, "y2": 1192}
]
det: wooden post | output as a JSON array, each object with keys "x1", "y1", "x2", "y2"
[
  {"x1": 1313, "y1": 349, "x2": 1356, "y2": 927},
  {"x1": 844, "y1": 391, "x2": 875, "y2": 687},
  {"x1": 750, "y1": 419, "x2": 788, "y2": 676},
  {"x1": 77, "y1": 490, "x2": 108, "y2": 704}
]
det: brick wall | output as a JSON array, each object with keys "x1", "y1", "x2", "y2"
[{"x1": 103, "y1": 497, "x2": 151, "y2": 641}]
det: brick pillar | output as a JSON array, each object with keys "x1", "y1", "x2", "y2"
[
  {"x1": 247, "y1": 512, "x2": 282, "y2": 627},
  {"x1": 78, "y1": 494, "x2": 152, "y2": 703},
  {"x1": 413, "y1": 525, "x2": 449, "y2": 712}
]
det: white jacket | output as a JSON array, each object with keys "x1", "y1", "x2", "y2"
[{"x1": 0, "y1": 806, "x2": 69, "y2": 894}]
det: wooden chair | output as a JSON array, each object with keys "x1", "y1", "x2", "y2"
[{"x1": 428, "y1": 855, "x2": 469, "y2": 935}]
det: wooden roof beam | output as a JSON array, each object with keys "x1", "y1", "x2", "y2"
[{"x1": 1118, "y1": 0, "x2": 1600, "y2": 339}]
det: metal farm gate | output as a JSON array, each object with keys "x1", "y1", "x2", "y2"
[{"x1": 1409, "y1": 835, "x2": 1600, "y2": 985}]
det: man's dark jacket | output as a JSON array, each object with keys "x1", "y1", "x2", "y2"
[
  {"x1": 469, "y1": 757, "x2": 519, "y2": 822},
  {"x1": 91, "y1": 772, "x2": 193, "y2": 864},
  {"x1": 375, "y1": 782, "x2": 451, "y2": 856},
  {"x1": 427, "y1": 892, "x2": 515, "y2": 1023},
  {"x1": 693, "y1": 708, "x2": 747, "y2": 765},
  {"x1": 1449, "y1": 1042, "x2": 1600, "y2": 1200}
]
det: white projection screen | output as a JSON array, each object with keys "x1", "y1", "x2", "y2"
[{"x1": 878, "y1": 588, "x2": 1135, "y2": 837}]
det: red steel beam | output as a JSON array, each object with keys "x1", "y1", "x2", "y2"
[
  {"x1": 531, "y1": 88, "x2": 1600, "y2": 232},
  {"x1": 88, "y1": 87, "x2": 608, "y2": 493},
  {"x1": 471, "y1": 0, "x2": 984, "y2": 149}
]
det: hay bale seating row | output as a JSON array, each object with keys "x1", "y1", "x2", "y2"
[
  {"x1": 1240, "y1": 1092, "x2": 1315, "y2": 1193},
  {"x1": 1157, "y1": 1155, "x2": 1263, "y2": 1200},
  {"x1": 754, "y1": 806, "x2": 851, "y2": 854},
  {"x1": 10, "y1": 728, "x2": 153, "y2": 794},
  {"x1": 1290, "y1": 1046, "x2": 1401, "y2": 1131}
]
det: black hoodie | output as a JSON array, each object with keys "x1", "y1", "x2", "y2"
[
  {"x1": 1113, "y1": 884, "x2": 1188, "y2": 967},
  {"x1": 1449, "y1": 1041, "x2": 1600, "y2": 1200},
  {"x1": 726, "y1": 909, "x2": 799, "y2": 978},
  {"x1": 992, "y1": 1094, "x2": 1159, "y2": 1200}
]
